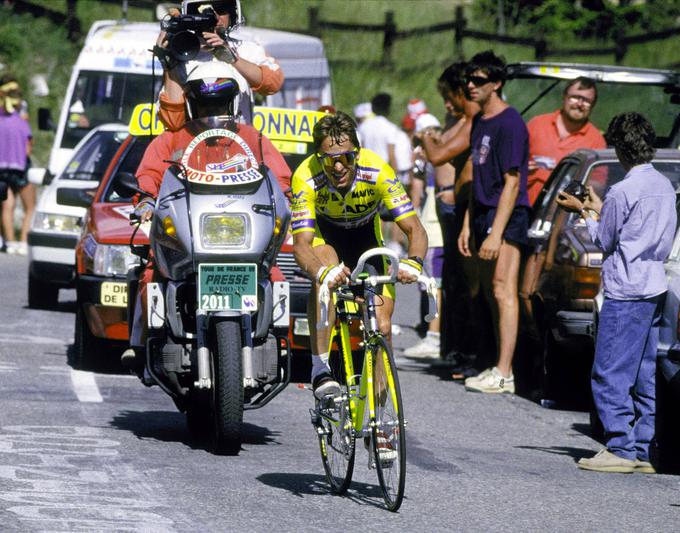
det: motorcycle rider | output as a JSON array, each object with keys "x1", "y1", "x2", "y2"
[
  {"x1": 291, "y1": 111, "x2": 428, "y2": 399},
  {"x1": 122, "y1": 61, "x2": 290, "y2": 367},
  {"x1": 156, "y1": 0, "x2": 283, "y2": 129}
]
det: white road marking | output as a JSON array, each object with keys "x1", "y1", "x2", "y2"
[
  {"x1": 0, "y1": 334, "x2": 72, "y2": 345},
  {"x1": 70, "y1": 369, "x2": 103, "y2": 403},
  {"x1": 0, "y1": 362, "x2": 18, "y2": 373}
]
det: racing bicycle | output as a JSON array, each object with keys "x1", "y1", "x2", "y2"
[{"x1": 310, "y1": 247, "x2": 437, "y2": 511}]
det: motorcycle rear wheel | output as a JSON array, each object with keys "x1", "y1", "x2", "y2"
[{"x1": 211, "y1": 320, "x2": 244, "y2": 455}]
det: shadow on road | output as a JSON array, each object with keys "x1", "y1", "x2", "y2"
[
  {"x1": 514, "y1": 445, "x2": 595, "y2": 462},
  {"x1": 256, "y1": 472, "x2": 387, "y2": 509},
  {"x1": 109, "y1": 409, "x2": 280, "y2": 451}
]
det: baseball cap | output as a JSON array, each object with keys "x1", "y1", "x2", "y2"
[
  {"x1": 353, "y1": 102, "x2": 373, "y2": 119},
  {"x1": 415, "y1": 113, "x2": 441, "y2": 133}
]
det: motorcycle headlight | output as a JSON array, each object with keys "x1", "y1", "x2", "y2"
[
  {"x1": 200, "y1": 213, "x2": 250, "y2": 248},
  {"x1": 32, "y1": 212, "x2": 81, "y2": 234},
  {"x1": 93, "y1": 244, "x2": 140, "y2": 276}
]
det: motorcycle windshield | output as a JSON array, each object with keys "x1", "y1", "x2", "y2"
[{"x1": 178, "y1": 117, "x2": 265, "y2": 189}]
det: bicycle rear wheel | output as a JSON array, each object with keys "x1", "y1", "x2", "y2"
[
  {"x1": 370, "y1": 336, "x2": 406, "y2": 511},
  {"x1": 317, "y1": 345, "x2": 355, "y2": 494}
]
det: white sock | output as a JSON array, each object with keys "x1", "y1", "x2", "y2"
[
  {"x1": 426, "y1": 331, "x2": 440, "y2": 343},
  {"x1": 311, "y1": 352, "x2": 330, "y2": 381}
]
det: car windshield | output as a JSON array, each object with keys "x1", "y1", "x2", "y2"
[
  {"x1": 61, "y1": 130, "x2": 128, "y2": 182},
  {"x1": 504, "y1": 79, "x2": 679, "y2": 146},
  {"x1": 62, "y1": 70, "x2": 161, "y2": 150},
  {"x1": 104, "y1": 136, "x2": 153, "y2": 203}
]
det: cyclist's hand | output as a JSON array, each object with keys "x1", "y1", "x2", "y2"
[
  {"x1": 317, "y1": 263, "x2": 350, "y2": 289},
  {"x1": 134, "y1": 200, "x2": 154, "y2": 223},
  {"x1": 398, "y1": 258, "x2": 422, "y2": 284}
]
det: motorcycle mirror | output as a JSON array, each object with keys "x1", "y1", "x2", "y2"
[
  {"x1": 56, "y1": 187, "x2": 95, "y2": 208},
  {"x1": 113, "y1": 172, "x2": 149, "y2": 198},
  {"x1": 38, "y1": 108, "x2": 54, "y2": 131}
]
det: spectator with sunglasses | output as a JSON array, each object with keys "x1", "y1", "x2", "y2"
[
  {"x1": 457, "y1": 50, "x2": 531, "y2": 394},
  {"x1": 155, "y1": 0, "x2": 283, "y2": 130},
  {"x1": 291, "y1": 111, "x2": 428, "y2": 399},
  {"x1": 526, "y1": 77, "x2": 606, "y2": 206}
]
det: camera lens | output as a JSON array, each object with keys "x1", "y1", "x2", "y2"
[{"x1": 169, "y1": 31, "x2": 201, "y2": 61}]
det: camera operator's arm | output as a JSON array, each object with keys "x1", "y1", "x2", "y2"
[{"x1": 203, "y1": 33, "x2": 284, "y2": 96}]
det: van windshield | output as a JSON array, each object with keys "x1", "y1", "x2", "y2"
[{"x1": 62, "y1": 71, "x2": 160, "y2": 150}]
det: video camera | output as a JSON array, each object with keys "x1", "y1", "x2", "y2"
[
  {"x1": 561, "y1": 180, "x2": 588, "y2": 202},
  {"x1": 161, "y1": 9, "x2": 217, "y2": 62}
]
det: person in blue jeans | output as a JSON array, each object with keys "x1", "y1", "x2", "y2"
[{"x1": 557, "y1": 112, "x2": 677, "y2": 474}]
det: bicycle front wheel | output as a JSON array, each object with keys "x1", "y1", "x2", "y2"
[
  {"x1": 370, "y1": 336, "x2": 406, "y2": 511},
  {"x1": 317, "y1": 349, "x2": 355, "y2": 494}
]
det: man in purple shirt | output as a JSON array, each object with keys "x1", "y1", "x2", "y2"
[
  {"x1": 457, "y1": 50, "x2": 530, "y2": 394},
  {"x1": 558, "y1": 112, "x2": 676, "y2": 474}
]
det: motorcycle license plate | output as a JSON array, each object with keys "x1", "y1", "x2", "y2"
[{"x1": 198, "y1": 263, "x2": 257, "y2": 312}]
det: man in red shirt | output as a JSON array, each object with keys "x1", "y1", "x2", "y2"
[{"x1": 526, "y1": 77, "x2": 606, "y2": 205}]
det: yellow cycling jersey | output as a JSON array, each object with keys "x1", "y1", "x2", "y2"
[{"x1": 290, "y1": 148, "x2": 415, "y2": 233}]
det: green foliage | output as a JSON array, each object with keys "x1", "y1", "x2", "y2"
[
  {"x1": 473, "y1": 0, "x2": 680, "y2": 40},
  {"x1": 0, "y1": 7, "x2": 77, "y2": 165}
]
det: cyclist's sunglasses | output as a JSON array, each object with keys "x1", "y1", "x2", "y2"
[{"x1": 317, "y1": 150, "x2": 359, "y2": 168}]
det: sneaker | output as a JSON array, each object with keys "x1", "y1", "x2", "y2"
[
  {"x1": 577, "y1": 449, "x2": 635, "y2": 473},
  {"x1": 14, "y1": 242, "x2": 27, "y2": 256},
  {"x1": 403, "y1": 337, "x2": 439, "y2": 359},
  {"x1": 463, "y1": 367, "x2": 493, "y2": 387},
  {"x1": 365, "y1": 431, "x2": 397, "y2": 464},
  {"x1": 634, "y1": 459, "x2": 656, "y2": 474},
  {"x1": 120, "y1": 347, "x2": 144, "y2": 369},
  {"x1": 312, "y1": 372, "x2": 341, "y2": 400},
  {"x1": 464, "y1": 367, "x2": 515, "y2": 394},
  {"x1": 5, "y1": 241, "x2": 19, "y2": 255}
]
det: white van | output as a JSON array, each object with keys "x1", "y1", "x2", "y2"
[{"x1": 38, "y1": 20, "x2": 332, "y2": 179}]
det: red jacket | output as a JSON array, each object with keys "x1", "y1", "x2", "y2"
[{"x1": 135, "y1": 123, "x2": 290, "y2": 202}]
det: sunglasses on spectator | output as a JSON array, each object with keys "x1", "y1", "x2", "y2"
[
  {"x1": 566, "y1": 94, "x2": 594, "y2": 107},
  {"x1": 466, "y1": 75, "x2": 493, "y2": 87},
  {"x1": 317, "y1": 150, "x2": 358, "y2": 168},
  {"x1": 193, "y1": 1, "x2": 231, "y2": 16}
]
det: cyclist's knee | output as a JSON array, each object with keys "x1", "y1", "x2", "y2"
[{"x1": 378, "y1": 317, "x2": 391, "y2": 337}]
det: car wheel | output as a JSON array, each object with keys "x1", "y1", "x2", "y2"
[
  {"x1": 73, "y1": 306, "x2": 101, "y2": 370},
  {"x1": 28, "y1": 272, "x2": 59, "y2": 309}
]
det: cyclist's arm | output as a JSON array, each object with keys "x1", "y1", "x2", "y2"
[
  {"x1": 293, "y1": 231, "x2": 324, "y2": 280},
  {"x1": 396, "y1": 214, "x2": 428, "y2": 260}
]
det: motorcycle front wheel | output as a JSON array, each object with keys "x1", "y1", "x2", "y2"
[{"x1": 211, "y1": 320, "x2": 244, "y2": 455}]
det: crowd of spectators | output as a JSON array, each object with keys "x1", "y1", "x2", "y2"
[{"x1": 350, "y1": 51, "x2": 676, "y2": 473}]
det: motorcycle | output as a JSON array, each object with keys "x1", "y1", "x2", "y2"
[{"x1": 119, "y1": 116, "x2": 291, "y2": 455}]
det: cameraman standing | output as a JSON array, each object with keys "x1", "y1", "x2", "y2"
[
  {"x1": 557, "y1": 112, "x2": 676, "y2": 474},
  {"x1": 156, "y1": 0, "x2": 283, "y2": 130}
]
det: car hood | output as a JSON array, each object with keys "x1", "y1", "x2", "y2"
[{"x1": 88, "y1": 203, "x2": 150, "y2": 245}]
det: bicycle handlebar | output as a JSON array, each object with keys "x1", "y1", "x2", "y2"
[{"x1": 317, "y1": 248, "x2": 439, "y2": 328}]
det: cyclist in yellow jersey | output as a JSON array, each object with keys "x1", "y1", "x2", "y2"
[{"x1": 291, "y1": 111, "x2": 428, "y2": 399}]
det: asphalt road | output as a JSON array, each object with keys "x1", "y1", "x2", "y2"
[{"x1": 0, "y1": 253, "x2": 678, "y2": 532}]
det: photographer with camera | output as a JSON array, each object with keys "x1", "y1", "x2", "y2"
[
  {"x1": 155, "y1": 0, "x2": 283, "y2": 130},
  {"x1": 557, "y1": 112, "x2": 676, "y2": 474}
]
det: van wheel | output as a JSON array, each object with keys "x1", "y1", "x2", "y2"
[
  {"x1": 74, "y1": 306, "x2": 101, "y2": 370},
  {"x1": 28, "y1": 272, "x2": 59, "y2": 309}
]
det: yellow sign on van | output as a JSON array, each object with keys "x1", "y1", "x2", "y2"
[
  {"x1": 129, "y1": 104, "x2": 327, "y2": 152},
  {"x1": 252, "y1": 107, "x2": 325, "y2": 143},
  {"x1": 129, "y1": 103, "x2": 164, "y2": 136}
]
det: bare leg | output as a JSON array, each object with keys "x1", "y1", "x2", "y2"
[
  {"x1": 492, "y1": 241, "x2": 521, "y2": 377},
  {"x1": 18, "y1": 183, "x2": 36, "y2": 242},
  {"x1": 2, "y1": 188, "x2": 16, "y2": 243}
]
